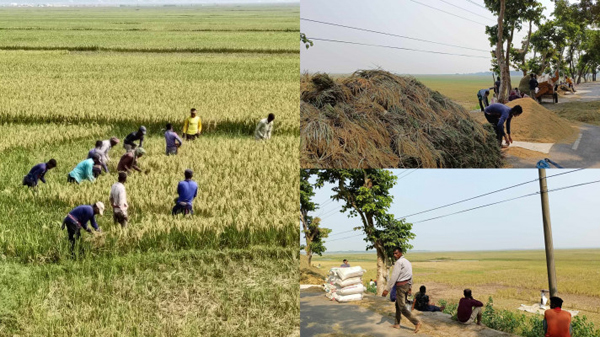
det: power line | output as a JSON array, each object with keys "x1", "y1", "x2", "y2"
[
  {"x1": 409, "y1": 0, "x2": 488, "y2": 26},
  {"x1": 327, "y1": 233, "x2": 364, "y2": 243},
  {"x1": 328, "y1": 229, "x2": 359, "y2": 237},
  {"x1": 465, "y1": 0, "x2": 489, "y2": 11},
  {"x1": 398, "y1": 169, "x2": 584, "y2": 219},
  {"x1": 300, "y1": 18, "x2": 489, "y2": 53},
  {"x1": 437, "y1": 0, "x2": 495, "y2": 21},
  {"x1": 397, "y1": 169, "x2": 418, "y2": 182},
  {"x1": 306, "y1": 37, "x2": 490, "y2": 59},
  {"x1": 412, "y1": 177, "x2": 600, "y2": 224}
]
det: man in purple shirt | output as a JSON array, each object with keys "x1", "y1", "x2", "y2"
[
  {"x1": 483, "y1": 103, "x2": 523, "y2": 147},
  {"x1": 172, "y1": 169, "x2": 198, "y2": 216},
  {"x1": 23, "y1": 159, "x2": 57, "y2": 188},
  {"x1": 61, "y1": 202, "x2": 104, "y2": 254},
  {"x1": 164, "y1": 123, "x2": 183, "y2": 155},
  {"x1": 457, "y1": 289, "x2": 484, "y2": 325}
]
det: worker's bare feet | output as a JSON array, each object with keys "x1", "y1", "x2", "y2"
[
  {"x1": 414, "y1": 322, "x2": 422, "y2": 333},
  {"x1": 391, "y1": 324, "x2": 400, "y2": 329}
]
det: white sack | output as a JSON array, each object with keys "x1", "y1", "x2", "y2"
[
  {"x1": 334, "y1": 276, "x2": 362, "y2": 288},
  {"x1": 335, "y1": 266, "x2": 365, "y2": 280},
  {"x1": 335, "y1": 293, "x2": 363, "y2": 303},
  {"x1": 336, "y1": 284, "x2": 366, "y2": 296}
]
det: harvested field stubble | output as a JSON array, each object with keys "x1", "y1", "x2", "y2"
[{"x1": 301, "y1": 70, "x2": 503, "y2": 168}]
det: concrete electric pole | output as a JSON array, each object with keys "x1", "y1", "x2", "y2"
[{"x1": 538, "y1": 168, "x2": 558, "y2": 298}]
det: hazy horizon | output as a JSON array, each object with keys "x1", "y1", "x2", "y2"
[{"x1": 0, "y1": 0, "x2": 297, "y2": 6}]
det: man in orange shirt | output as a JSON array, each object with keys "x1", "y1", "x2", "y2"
[{"x1": 544, "y1": 296, "x2": 572, "y2": 337}]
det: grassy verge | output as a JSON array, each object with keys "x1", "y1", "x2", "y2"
[{"x1": 548, "y1": 101, "x2": 600, "y2": 126}]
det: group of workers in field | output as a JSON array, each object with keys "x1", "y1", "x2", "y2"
[
  {"x1": 381, "y1": 247, "x2": 574, "y2": 336},
  {"x1": 22, "y1": 110, "x2": 276, "y2": 255}
]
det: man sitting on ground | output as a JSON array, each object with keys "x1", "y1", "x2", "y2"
[
  {"x1": 412, "y1": 285, "x2": 445, "y2": 312},
  {"x1": 483, "y1": 103, "x2": 523, "y2": 148},
  {"x1": 457, "y1": 289, "x2": 484, "y2": 325},
  {"x1": 340, "y1": 259, "x2": 350, "y2": 268},
  {"x1": 23, "y1": 159, "x2": 57, "y2": 188},
  {"x1": 544, "y1": 296, "x2": 572, "y2": 337}
]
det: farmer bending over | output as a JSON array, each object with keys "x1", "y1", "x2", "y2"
[
  {"x1": 477, "y1": 88, "x2": 493, "y2": 111},
  {"x1": 123, "y1": 126, "x2": 146, "y2": 152},
  {"x1": 117, "y1": 147, "x2": 145, "y2": 173},
  {"x1": 62, "y1": 202, "x2": 104, "y2": 254},
  {"x1": 23, "y1": 159, "x2": 57, "y2": 188},
  {"x1": 483, "y1": 103, "x2": 523, "y2": 148},
  {"x1": 172, "y1": 169, "x2": 198, "y2": 216},
  {"x1": 255, "y1": 113, "x2": 275, "y2": 140},
  {"x1": 68, "y1": 154, "x2": 101, "y2": 184},
  {"x1": 89, "y1": 137, "x2": 119, "y2": 172}
]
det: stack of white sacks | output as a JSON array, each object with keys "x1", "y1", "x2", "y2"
[{"x1": 323, "y1": 266, "x2": 367, "y2": 302}]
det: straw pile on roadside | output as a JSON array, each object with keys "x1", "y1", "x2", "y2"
[{"x1": 301, "y1": 70, "x2": 503, "y2": 168}]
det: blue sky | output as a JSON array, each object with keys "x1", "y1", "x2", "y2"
[
  {"x1": 301, "y1": 0, "x2": 558, "y2": 74},
  {"x1": 305, "y1": 169, "x2": 600, "y2": 252}
]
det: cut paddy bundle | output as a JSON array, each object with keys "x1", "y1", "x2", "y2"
[{"x1": 301, "y1": 70, "x2": 503, "y2": 168}]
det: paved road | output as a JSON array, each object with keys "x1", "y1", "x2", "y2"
[
  {"x1": 558, "y1": 81, "x2": 600, "y2": 103},
  {"x1": 300, "y1": 291, "x2": 429, "y2": 337},
  {"x1": 508, "y1": 123, "x2": 600, "y2": 168}
]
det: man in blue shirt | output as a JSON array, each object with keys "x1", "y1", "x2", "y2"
[
  {"x1": 483, "y1": 103, "x2": 523, "y2": 147},
  {"x1": 164, "y1": 123, "x2": 183, "y2": 155},
  {"x1": 23, "y1": 159, "x2": 57, "y2": 188},
  {"x1": 476, "y1": 88, "x2": 493, "y2": 112},
  {"x1": 124, "y1": 126, "x2": 146, "y2": 152},
  {"x1": 61, "y1": 202, "x2": 104, "y2": 254},
  {"x1": 172, "y1": 169, "x2": 198, "y2": 216}
]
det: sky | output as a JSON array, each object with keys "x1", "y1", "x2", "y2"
[
  {"x1": 304, "y1": 169, "x2": 600, "y2": 252},
  {"x1": 301, "y1": 0, "x2": 558, "y2": 74}
]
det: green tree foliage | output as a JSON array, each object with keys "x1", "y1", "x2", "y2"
[
  {"x1": 315, "y1": 169, "x2": 415, "y2": 295},
  {"x1": 300, "y1": 169, "x2": 331, "y2": 266},
  {"x1": 300, "y1": 33, "x2": 313, "y2": 49}
]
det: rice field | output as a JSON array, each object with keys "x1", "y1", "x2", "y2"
[
  {"x1": 310, "y1": 250, "x2": 600, "y2": 327},
  {"x1": 0, "y1": 5, "x2": 299, "y2": 335}
]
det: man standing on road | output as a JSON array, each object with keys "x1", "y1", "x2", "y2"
[
  {"x1": 110, "y1": 172, "x2": 129, "y2": 229},
  {"x1": 457, "y1": 289, "x2": 484, "y2": 325},
  {"x1": 544, "y1": 296, "x2": 572, "y2": 337},
  {"x1": 61, "y1": 202, "x2": 104, "y2": 254},
  {"x1": 165, "y1": 123, "x2": 183, "y2": 155},
  {"x1": 484, "y1": 103, "x2": 523, "y2": 148},
  {"x1": 124, "y1": 126, "x2": 146, "y2": 152},
  {"x1": 89, "y1": 137, "x2": 120, "y2": 172},
  {"x1": 183, "y1": 108, "x2": 201, "y2": 140},
  {"x1": 529, "y1": 74, "x2": 539, "y2": 98},
  {"x1": 172, "y1": 169, "x2": 198, "y2": 216},
  {"x1": 382, "y1": 247, "x2": 422, "y2": 333},
  {"x1": 68, "y1": 154, "x2": 101, "y2": 184},
  {"x1": 477, "y1": 88, "x2": 493, "y2": 111},
  {"x1": 340, "y1": 259, "x2": 350, "y2": 268},
  {"x1": 255, "y1": 113, "x2": 275, "y2": 140},
  {"x1": 23, "y1": 159, "x2": 57, "y2": 188}
]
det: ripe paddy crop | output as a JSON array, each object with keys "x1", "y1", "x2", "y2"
[{"x1": 0, "y1": 5, "x2": 299, "y2": 335}]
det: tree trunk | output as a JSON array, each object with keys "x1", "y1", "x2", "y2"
[
  {"x1": 300, "y1": 212, "x2": 313, "y2": 266},
  {"x1": 308, "y1": 253, "x2": 313, "y2": 266},
  {"x1": 374, "y1": 240, "x2": 388, "y2": 296},
  {"x1": 505, "y1": 27, "x2": 514, "y2": 93},
  {"x1": 496, "y1": 0, "x2": 508, "y2": 103},
  {"x1": 522, "y1": 20, "x2": 532, "y2": 77}
]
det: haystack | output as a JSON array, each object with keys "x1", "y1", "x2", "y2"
[
  {"x1": 301, "y1": 70, "x2": 503, "y2": 168},
  {"x1": 472, "y1": 97, "x2": 577, "y2": 143}
]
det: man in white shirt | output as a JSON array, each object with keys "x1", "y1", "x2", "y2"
[
  {"x1": 254, "y1": 113, "x2": 275, "y2": 140},
  {"x1": 90, "y1": 137, "x2": 120, "y2": 173},
  {"x1": 382, "y1": 247, "x2": 422, "y2": 333},
  {"x1": 109, "y1": 172, "x2": 129, "y2": 228}
]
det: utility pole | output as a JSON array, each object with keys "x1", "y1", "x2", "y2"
[{"x1": 538, "y1": 168, "x2": 558, "y2": 297}]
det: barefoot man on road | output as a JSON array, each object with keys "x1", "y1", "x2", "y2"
[{"x1": 382, "y1": 247, "x2": 422, "y2": 333}]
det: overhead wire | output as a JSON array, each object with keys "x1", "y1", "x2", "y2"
[
  {"x1": 408, "y1": 0, "x2": 488, "y2": 26},
  {"x1": 436, "y1": 0, "x2": 495, "y2": 21},
  {"x1": 300, "y1": 18, "x2": 489, "y2": 53},
  {"x1": 305, "y1": 37, "x2": 490, "y2": 59}
]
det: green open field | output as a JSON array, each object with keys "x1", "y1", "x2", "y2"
[
  {"x1": 310, "y1": 250, "x2": 600, "y2": 328},
  {"x1": 0, "y1": 5, "x2": 299, "y2": 335},
  {"x1": 415, "y1": 75, "x2": 498, "y2": 111}
]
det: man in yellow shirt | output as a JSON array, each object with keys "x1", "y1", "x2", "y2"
[{"x1": 183, "y1": 108, "x2": 202, "y2": 140}]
